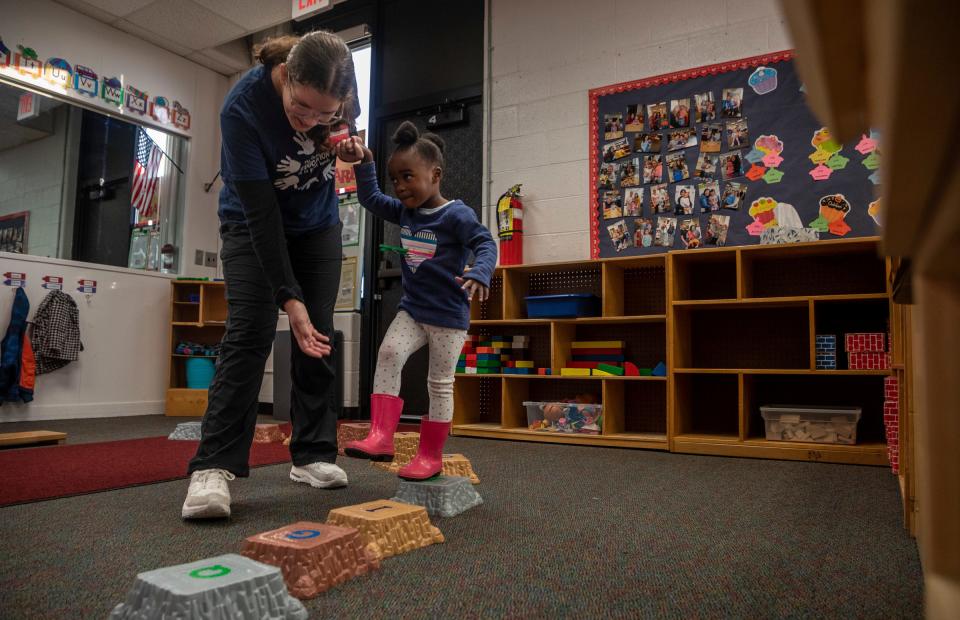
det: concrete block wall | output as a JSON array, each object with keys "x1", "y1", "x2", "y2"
[{"x1": 486, "y1": 0, "x2": 792, "y2": 263}]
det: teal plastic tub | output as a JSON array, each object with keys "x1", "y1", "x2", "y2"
[{"x1": 185, "y1": 357, "x2": 216, "y2": 389}]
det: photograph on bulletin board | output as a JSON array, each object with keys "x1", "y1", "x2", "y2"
[{"x1": 589, "y1": 51, "x2": 882, "y2": 259}]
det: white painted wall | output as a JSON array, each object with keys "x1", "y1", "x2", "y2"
[
  {"x1": 485, "y1": 0, "x2": 793, "y2": 263},
  {"x1": 0, "y1": 1, "x2": 229, "y2": 422}
]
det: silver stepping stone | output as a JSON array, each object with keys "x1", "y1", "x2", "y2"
[
  {"x1": 391, "y1": 475, "x2": 483, "y2": 518},
  {"x1": 109, "y1": 553, "x2": 307, "y2": 620},
  {"x1": 168, "y1": 422, "x2": 202, "y2": 441}
]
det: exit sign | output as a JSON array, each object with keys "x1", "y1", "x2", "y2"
[{"x1": 293, "y1": 0, "x2": 332, "y2": 21}]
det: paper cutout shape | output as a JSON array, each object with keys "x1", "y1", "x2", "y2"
[
  {"x1": 73, "y1": 65, "x2": 98, "y2": 97},
  {"x1": 745, "y1": 148, "x2": 765, "y2": 164},
  {"x1": 809, "y1": 164, "x2": 832, "y2": 181},
  {"x1": 868, "y1": 199, "x2": 882, "y2": 226},
  {"x1": 809, "y1": 149, "x2": 831, "y2": 165},
  {"x1": 746, "y1": 219, "x2": 767, "y2": 236},
  {"x1": 748, "y1": 197, "x2": 778, "y2": 230},
  {"x1": 748, "y1": 66, "x2": 778, "y2": 94},
  {"x1": 829, "y1": 218, "x2": 852, "y2": 236},
  {"x1": 868, "y1": 170, "x2": 881, "y2": 185},
  {"x1": 746, "y1": 165, "x2": 767, "y2": 181},
  {"x1": 151, "y1": 96, "x2": 170, "y2": 123},
  {"x1": 761, "y1": 152, "x2": 783, "y2": 168},
  {"x1": 813, "y1": 194, "x2": 852, "y2": 236},
  {"x1": 15, "y1": 45, "x2": 42, "y2": 79},
  {"x1": 826, "y1": 153, "x2": 849, "y2": 170},
  {"x1": 754, "y1": 135, "x2": 784, "y2": 155},
  {"x1": 774, "y1": 202, "x2": 803, "y2": 228},
  {"x1": 811, "y1": 128, "x2": 842, "y2": 154},
  {"x1": 101, "y1": 76, "x2": 124, "y2": 106},
  {"x1": 762, "y1": 168, "x2": 784, "y2": 184},
  {"x1": 761, "y1": 227, "x2": 819, "y2": 244},
  {"x1": 808, "y1": 216, "x2": 829, "y2": 232},
  {"x1": 43, "y1": 58, "x2": 72, "y2": 89},
  {"x1": 126, "y1": 85, "x2": 149, "y2": 115},
  {"x1": 862, "y1": 151, "x2": 881, "y2": 170},
  {"x1": 855, "y1": 135, "x2": 877, "y2": 154}
]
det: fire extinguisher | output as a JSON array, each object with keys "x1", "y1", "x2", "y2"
[{"x1": 496, "y1": 184, "x2": 523, "y2": 265}]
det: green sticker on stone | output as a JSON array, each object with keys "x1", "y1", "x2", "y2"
[
  {"x1": 826, "y1": 153, "x2": 849, "y2": 170},
  {"x1": 189, "y1": 565, "x2": 232, "y2": 579}
]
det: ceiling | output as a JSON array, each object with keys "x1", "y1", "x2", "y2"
[{"x1": 52, "y1": 0, "x2": 297, "y2": 76}]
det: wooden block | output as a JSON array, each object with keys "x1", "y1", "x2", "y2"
[
  {"x1": 326, "y1": 500, "x2": 444, "y2": 560},
  {"x1": 336, "y1": 423, "x2": 370, "y2": 456},
  {"x1": 241, "y1": 522, "x2": 379, "y2": 598},
  {"x1": 0, "y1": 431, "x2": 67, "y2": 447},
  {"x1": 592, "y1": 369, "x2": 614, "y2": 376}
]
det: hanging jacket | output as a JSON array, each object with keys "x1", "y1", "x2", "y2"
[
  {"x1": 0, "y1": 287, "x2": 32, "y2": 403},
  {"x1": 30, "y1": 290, "x2": 82, "y2": 375}
]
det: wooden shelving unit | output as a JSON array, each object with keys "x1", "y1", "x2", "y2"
[
  {"x1": 165, "y1": 280, "x2": 226, "y2": 417},
  {"x1": 452, "y1": 237, "x2": 892, "y2": 466}
]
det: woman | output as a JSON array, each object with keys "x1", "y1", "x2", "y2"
[{"x1": 182, "y1": 31, "x2": 360, "y2": 519}]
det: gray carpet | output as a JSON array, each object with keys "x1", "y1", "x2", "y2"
[{"x1": 0, "y1": 419, "x2": 923, "y2": 618}]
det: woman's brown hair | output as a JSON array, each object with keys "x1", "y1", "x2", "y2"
[{"x1": 254, "y1": 31, "x2": 360, "y2": 144}]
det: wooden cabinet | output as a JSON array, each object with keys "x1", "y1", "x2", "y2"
[
  {"x1": 453, "y1": 237, "x2": 893, "y2": 466},
  {"x1": 165, "y1": 281, "x2": 226, "y2": 417}
]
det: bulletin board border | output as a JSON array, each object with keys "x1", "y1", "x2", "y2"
[{"x1": 588, "y1": 50, "x2": 795, "y2": 259}]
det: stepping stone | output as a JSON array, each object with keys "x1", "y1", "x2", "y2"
[
  {"x1": 336, "y1": 422, "x2": 370, "y2": 455},
  {"x1": 326, "y1": 500, "x2": 444, "y2": 560},
  {"x1": 254, "y1": 424, "x2": 286, "y2": 443},
  {"x1": 109, "y1": 553, "x2": 306, "y2": 620},
  {"x1": 371, "y1": 431, "x2": 420, "y2": 471},
  {"x1": 392, "y1": 476, "x2": 483, "y2": 517},
  {"x1": 442, "y1": 453, "x2": 481, "y2": 484},
  {"x1": 241, "y1": 522, "x2": 379, "y2": 599},
  {"x1": 167, "y1": 422, "x2": 201, "y2": 441}
]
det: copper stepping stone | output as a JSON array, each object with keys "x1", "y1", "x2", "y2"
[
  {"x1": 241, "y1": 522, "x2": 379, "y2": 599},
  {"x1": 442, "y1": 454, "x2": 480, "y2": 484},
  {"x1": 336, "y1": 422, "x2": 370, "y2": 455},
  {"x1": 371, "y1": 431, "x2": 420, "y2": 471},
  {"x1": 253, "y1": 424, "x2": 286, "y2": 443},
  {"x1": 326, "y1": 500, "x2": 444, "y2": 560}
]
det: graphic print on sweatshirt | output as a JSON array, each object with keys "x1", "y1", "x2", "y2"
[
  {"x1": 273, "y1": 132, "x2": 336, "y2": 191},
  {"x1": 400, "y1": 227, "x2": 438, "y2": 273}
]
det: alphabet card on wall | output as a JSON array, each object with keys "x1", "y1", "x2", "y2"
[{"x1": 589, "y1": 52, "x2": 881, "y2": 258}]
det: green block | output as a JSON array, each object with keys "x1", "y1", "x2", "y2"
[
  {"x1": 477, "y1": 368, "x2": 498, "y2": 374},
  {"x1": 476, "y1": 360, "x2": 501, "y2": 368},
  {"x1": 639, "y1": 368, "x2": 653, "y2": 376},
  {"x1": 597, "y1": 363, "x2": 624, "y2": 376}
]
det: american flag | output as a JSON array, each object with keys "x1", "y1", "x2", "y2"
[{"x1": 131, "y1": 128, "x2": 162, "y2": 224}]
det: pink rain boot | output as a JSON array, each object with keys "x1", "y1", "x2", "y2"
[
  {"x1": 344, "y1": 394, "x2": 403, "y2": 461},
  {"x1": 398, "y1": 417, "x2": 450, "y2": 480}
]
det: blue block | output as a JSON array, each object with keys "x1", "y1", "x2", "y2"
[{"x1": 651, "y1": 361, "x2": 667, "y2": 376}]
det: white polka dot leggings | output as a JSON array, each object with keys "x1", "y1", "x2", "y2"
[{"x1": 372, "y1": 310, "x2": 467, "y2": 422}]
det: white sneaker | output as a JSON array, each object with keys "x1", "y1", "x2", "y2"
[
  {"x1": 182, "y1": 468, "x2": 235, "y2": 519},
  {"x1": 290, "y1": 462, "x2": 348, "y2": 489}
]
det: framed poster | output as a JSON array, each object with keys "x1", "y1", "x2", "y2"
[
  {"x1": 589, "y1": 51, "x2": 882, "y2": 258},
  {"x1": 335, "y1": 256, "x2": 358, "y2": 311},
  {"x1": 339, "y1": 193, "x2": 362, "y2": 247},
  {"x1": 0, "y1": 211, "x2": 29, "y2": 254}
]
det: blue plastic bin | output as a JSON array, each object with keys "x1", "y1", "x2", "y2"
[
  {"x1": 525, "y1": 294, "x2": 601, "y2": 318},
  {"x1": 185, "y1": 357, "x2": 216, "y2": 389}
]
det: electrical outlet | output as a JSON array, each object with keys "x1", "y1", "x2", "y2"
[
  {"x1": 204, "y1": 251, "x2": 217, "y2": 268},
  {"x1": 194, "y1": 249, "x2": 205, "y2": 266}
]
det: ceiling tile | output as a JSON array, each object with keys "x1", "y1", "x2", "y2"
[
  {"x1": 75, "y1": 0, "x2": 157, "y2": 18},
  {"x1": 52, "y1": 0, "x2": 122, "y2": 24},
  {"x1": 191, "y1": 0, "x2": 290, "y2": 32},
  {"x1": 113, "y1": 19, "x2": 195, "y2": 56},
  {"x1": 123, "y1": 0, "x2": 246, "y2": 51},
  {"x1": 187, "y1": 52, "x2": 238, "y2": 77}
]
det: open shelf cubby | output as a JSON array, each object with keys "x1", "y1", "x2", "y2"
[{"x1": 454, "y1": 237, "x2": 890, "y2": 464}]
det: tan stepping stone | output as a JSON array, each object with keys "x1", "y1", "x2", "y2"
[
  {"x1": 254, "y1": 424, "x2": 286, "y2": 443},
  {"x1": 326, "y1": 500, "x2": 444, "y2": 560},
  {"x1": 336, "y1": 422, "x2": 370, "y2": 455},
  {"x1": 371, "y1": 432, "x2": 420, "y2": 471},
  {"x1": 442, "y1": 454, "x2": 480, "y2": 484},
  {"x1": 241, "y1": 522, "x2": 379, "y2": 599}
]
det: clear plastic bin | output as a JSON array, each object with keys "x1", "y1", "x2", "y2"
[
  {"x1": 760, "y1": 405, "x2": 861, "y2": 445},
  {"x1": 524, "y1": 401, "x2": 603, "y2": 434}
]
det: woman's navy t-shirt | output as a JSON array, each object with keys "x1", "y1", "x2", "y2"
[{"x1": 218, "y1": 64, "x2": 338, "y2": 234}]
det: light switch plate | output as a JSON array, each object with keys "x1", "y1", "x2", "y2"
[
  {"x1": 194, "y1": 249, "x2": 205, "y2": 266},
  {"x1": 204, "y1": 251, "x2": 217, "y2": 268}
]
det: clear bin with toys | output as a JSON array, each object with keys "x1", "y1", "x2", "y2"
[
  {"x1": 524, "y1": 400, "x2": 603, "y2": 434},
  {"x1": 760, "y1": 405, "x2": 861, "y2": 445}
]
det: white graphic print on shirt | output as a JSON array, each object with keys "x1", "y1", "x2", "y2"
[
  {"x1": 400, "y1": 227, "x2": 438, "y2": 273},
  {"x1": 274, "y1": 132, "x2": 336, "y2": 191}
]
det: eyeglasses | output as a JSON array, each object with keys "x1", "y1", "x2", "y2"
[{"x1": 285, "y1": 79, "x2": 344, "y2": 126}]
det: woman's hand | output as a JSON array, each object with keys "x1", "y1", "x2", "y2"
[
  {"x1": 284, "y1": 299, "x2": 331, "y2": 358},
  {"x1": 335, "y1": 136, "x2": 373, "y2": 164}
]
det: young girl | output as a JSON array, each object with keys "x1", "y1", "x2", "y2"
[{"x1": 336, "y1": 122, "x2": 497, "y2": 480}]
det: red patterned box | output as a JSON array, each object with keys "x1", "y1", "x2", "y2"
[
  {"x1": 848, "y1": 352, "x2": 890, "y2": 370},
  {"x1": 845, "y1": 332, "x2": 886, "y2": 353},
  {"x1": 884, "y1": 376, "x2": 899, "y2": 400}
]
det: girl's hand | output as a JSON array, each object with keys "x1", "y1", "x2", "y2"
[
  {"x1": 336, "y1": 136, "x2": 373, "y2": 164},
  {"x1": 455, "y1": 275, "x2": 489, "y2": 302},
  {"x1": 284, "y1": 299, "x2": 332, "y2": 358}
]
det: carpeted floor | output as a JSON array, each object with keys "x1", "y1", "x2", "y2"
[{"x1": 0, "y1": 417, "x2": 923, "y2": 618}]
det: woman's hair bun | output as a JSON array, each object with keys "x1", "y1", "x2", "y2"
[
  {"x1": 392, "y1": 121, "x2": 420, "y2": 147},
  {"x1": 421, "y1": 131, "x2": 445, "y2": 155}
]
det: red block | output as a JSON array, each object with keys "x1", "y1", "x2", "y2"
[
  {"x1": 476, "y1": 347, "x2": 495, "y2": 354},
  {"x1": 848, "y1": 352, "x2": 889, "y2": 370},
  {"x1": 623, "y1": 362, "x2": 640, "y2": 376},
  {"x1": 845, "y1": 332, "x2": 886, "y2": 353}
]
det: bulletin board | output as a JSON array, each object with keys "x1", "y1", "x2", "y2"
[{"x1": 589, "y1": 51, "x2": 882, "y2": 258}]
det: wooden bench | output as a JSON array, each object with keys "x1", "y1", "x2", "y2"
[{"x1": 0, "y1": 431, "x2": 67, "y2": 447}]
